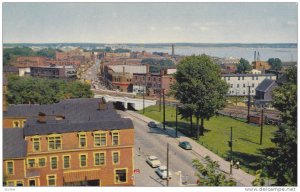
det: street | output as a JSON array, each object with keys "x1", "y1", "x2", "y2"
[{"x1": 118, "y1": 110, "x2": 199, "y2": 187}]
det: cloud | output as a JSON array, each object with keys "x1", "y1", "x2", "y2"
[
  {"x1": 172, "y1": 26, "x2": 181, "y2": 31},
  {"x1": 149, "y1": 26, "x2": 156, "y2": 31},
  {"x1": 112, "y1": 12, "x2": 118, "y2": 18},
  {"x1": 287, "y1": 21, "x2": 297, "y2": 26},
  {"x1": 199, "y1": 26, "x2": 209, "y2": 31}
]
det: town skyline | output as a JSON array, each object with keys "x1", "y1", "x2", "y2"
[{"x1": 3, "y1": 3, "x2": 297, "y2": 44}]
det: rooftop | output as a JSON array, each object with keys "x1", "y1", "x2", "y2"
[
  {"x1": 5, "y1": 98, "x2": 134, "y2": 136},
  {"x1": 255, "y1": 79, "x2": 278, "y2": 92},
  {"x1": 222, "y1": 73, "x2": 276, "y2": 77},
  {"x1": 3, "y1": 128, "x2": 27, "y2": 159}
]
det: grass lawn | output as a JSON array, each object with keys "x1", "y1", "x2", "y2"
[{"x1": 139, "y1": 105, "x2": 278, "y2": 175}]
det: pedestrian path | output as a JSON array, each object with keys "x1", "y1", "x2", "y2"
[{"x1": 126, "y1": 110, "x2": 255, "y2": 186}]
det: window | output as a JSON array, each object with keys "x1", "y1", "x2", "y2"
[
  {"x1": 230, "y1": 84, "x2": 233, "y2": 88},
  {"x1": 112, "y1": 132, "x2": 119, "y2": 146},
  {"x1": 252, "y1": 83, "x2": 255, "y2": 87},
  {"x1": 78, "y1": 133, "x2": 87, "y2": 148},
  {"x1": 112, "y1": 151, "x2": 120, "y2": 164},
  {"x1": 243, "y1": 84, "x2": 245, "y2": 88},
  {"x1": 50, "y1": 156, "x2": 58, "y2": 170},
  {"x1": 80, "y1": 154, "x2": 87, "y2": 167},
  {"x1": 33, "y1": 137, "x2": 41, "y2": 151},
  {"x1": 29, "y1": 179, "x2": 36, "y2": 186},
  {"x1": 115, "y1": 169, "x2": 127, "y2": 183},
  {"x1": 6, "y1": 161, "x2": 14, "y2": 175},
  {"x1": 21, "y1": 120, "x2": 26, "y2": 128},
  {"x1": 38, "y1": 158, "x2": 46, "y2": 167},
  {"x1": 47, "y1": 175, "x2": 56, "y2": 186},
  {"x1": 7, "y1": 181, "x2": 14, "y2": 186},
  {"x1": 48, "y1": 135, "x2": 62, "y2": 150},
  {"x1": 13, "y1": 120, "x2": 20, "y2": 128},
  {"x1": 237, "y1": 84, "x2": 239, "y2": 88},
  {"x1": 252, "y1": 76, "x2": 254, "y2": 80},
  {"x1": 238, "y1": 77, "x2": 240, "y2": 80},
  {"x1": 27, "y1": 158, "x2": 36, "y2": 168},
  {"x1": 242, "y1": 76, "x2": 244, "y2": 80},
  {"x1": 94, "y1": 132, "x2": 106, "y2": 147},
  {"x1": 63, "y1": 155, "x2": 71, "y2": 169},
  {"x1": 94, "y1": 152, "x2": 105, "y2": 166},
  {"x1": 256, "y1": 76, "x2": 258, "y2": 80},
  {"x1": 16, "y1": 181, "x2": 23, "y2": 186}
]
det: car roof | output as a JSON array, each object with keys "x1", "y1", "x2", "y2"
[
  {"x1": 149, "y1": 155, "x2": 158, "y2": 159},
  {"x1": 159, "y1": 165, "x2": 167, "y2": 169},
  {"x1": 181, "y1": 141, "x2": 190, "y2": 144}
]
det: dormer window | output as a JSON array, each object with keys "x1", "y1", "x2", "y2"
[
  {"x1": 78, "y1": 132, "x2": 87, "y2": 148},
  {"x1": 47, "y1": 134, "x2": 62, "y2": 150}
]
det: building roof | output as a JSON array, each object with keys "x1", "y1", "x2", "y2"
[
  {"x1": 24, "y1": 118, "x2": 133, "y2": 136},
  {"x1": 3, "y1": 65, "x2": 19, "y2": 73},
  {"x1": 108, "y1": 65, "x2": 147, "y2": 74},
  {"x1": 255, "y1": 79, "x2": 277, "y2": 92},
  {"x1": 3, "y1": 128, "x2": 27, "y2": 159},
  {"x1": 222, "y1": 73, "x2": 276, "y2": 77},
  {"x1": 5, "y1": 98, "x2": 134, "y2": 136}
]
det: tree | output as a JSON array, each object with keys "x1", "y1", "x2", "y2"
[
  {"x1": 263, "y1": 66, "x2": 297, "y2": 186},
  {"x1": 171, "y1": 55, "x2": 229, "y2": 139},
  {"x1": 237, "y1": 58, "x2": 252, "y2": 73},
  {"x1": 192, "y1": 156, "x2": 236, "y2": 186},
  {"x1": 178, "y1": 104, "x2": 195, "y2": 136},
  {"x1": 252, "y1": 169, "x2": 266, "y2": 186},
  {"x1": 141, "y1": 58, "x2": 175, "y2": 73},
  {"x1": 268, "y1": 58, "x2": 283, "y2": 71},
  {"x1": 7, "y1": 76, "x2": 93, "y2": 104}
]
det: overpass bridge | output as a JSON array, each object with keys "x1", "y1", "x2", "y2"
[{"x1": 94, "y1": 94, "x2": 157, "y2": 110}]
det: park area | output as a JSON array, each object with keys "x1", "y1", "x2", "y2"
[{"x1": 139, "y1": 105, "x2": 279, "y2": 175}]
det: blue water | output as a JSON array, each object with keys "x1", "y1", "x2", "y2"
[{"x1": 129, "y1": 46, "x2": 297, "y2": 63}]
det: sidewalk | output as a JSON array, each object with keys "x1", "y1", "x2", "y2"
[{"x1": 126, "y1": 110, "x2": 255, "y2": 186}]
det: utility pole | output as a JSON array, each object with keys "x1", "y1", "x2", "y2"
[
  {"x1": 167, "y1": 143, "x2": 169, "y2": 186},
  {"x1": 247, "y1": 85, "x2": 251, "y2": 123},
  {"x1": 229, "y1": 126, "x2": 233, "y2": 175},
  {"x1": 260, "y1": 108, "x2": 264, "y2": 145},
  {"x1": 143, "y1": 74, "x2": 146, "y2": 114},
  {"x1": 175, "y1": 104, "x2": 178, "y2": 138},
  {"x1": 163, "y1": 89, "x2": 166, "y2": 130},
  {"x1": 159, "y1": 89, "x2": 161, "y2": 112}
]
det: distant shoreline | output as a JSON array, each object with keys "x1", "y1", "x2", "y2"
[{"x1": 3, "y1": 43, "x2": 297, "y2": 49}]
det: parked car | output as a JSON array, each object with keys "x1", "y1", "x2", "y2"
[
  {"x1": 146, "y1": 156, "x2": 161, "y2": 168},
  {"x1": 155, "y1": 165, "x2": 172, "y2": 179},
  {"x1": 179, "y1": 141, "x2": 192, "y2": 150},
  {"x1": 148, "y1": 121, "x2": 157, "y2": 128}
]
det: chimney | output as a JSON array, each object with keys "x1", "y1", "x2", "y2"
[
  {"x1": 37, "y1": 112, "x2": 46, "y2": 123},
  {"x1": 98, "y1": 97, "x2": 107, "y2": 110},
  {"x1": 172, "y1": 44, "x2": 175, "y2": 56}
]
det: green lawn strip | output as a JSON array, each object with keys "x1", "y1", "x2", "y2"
[{"x1": 139, "y1": 105, "x2": 278, "y2": 175}]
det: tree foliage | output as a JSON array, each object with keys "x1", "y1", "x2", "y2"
[
  {"x1": 263, "y1": 66, "x2": 297, "y2": 186},
  {"x1": 268, "y1": 58, "x2": 283, "y2": 71},
  {"x1": 237, "y1": 58, "x2": 252, "y2": 73},
  {"x1": 3, "y1": 47, "x2": 62, "y2": 66},
  {"x1": 141, "y1": 58, "x2": 175, "y2": 73},
  {"x1": 171, "y1": 55, "x2": 229, "y2": 139},
  {"x1": 192, "y1": 156, "x2": 236, "y2": 186},
  {"x1": 6, "y1": 76, "x2": 93, "y2": 105}
]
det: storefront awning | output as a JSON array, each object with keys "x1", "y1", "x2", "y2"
[{"x1": 63, "y1": 170, "x2": 101, "y2": 183}]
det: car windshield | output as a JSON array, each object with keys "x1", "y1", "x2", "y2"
[{"x1": 160, "y1": 168, "x2": 167, "y2": 171}]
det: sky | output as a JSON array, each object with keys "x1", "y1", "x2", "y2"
[{"x1": 2, "y1": 2, "x2": 298, "y2": 44}]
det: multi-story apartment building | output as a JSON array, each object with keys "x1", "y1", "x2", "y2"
[
  {"x1": 30, "y1": 65, "x2": 77, "y2": 79},
  {"x1": 3, "y1": 98, "x2": 134, "y2": 186},
  {"x1": 132, "y1": 68, "x2": 176, "y2": 97},
  {"x1": 222, "y1": 74, "x2": 276, "y2": 96},
  {"x1": 15, "y1": 56, "x2": 48, "y2": 68}
]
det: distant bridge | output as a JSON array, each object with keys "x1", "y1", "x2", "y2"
[{"x1": 94, "y1": 94, "x2": 157, "y2": 110}]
